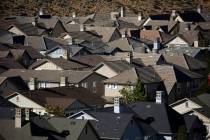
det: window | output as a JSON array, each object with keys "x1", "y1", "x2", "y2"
[
  {"x1": 82, "y1": 83, "x2": 87, "y2": 88},
  {"x1": 93, "y1": 81, "x2": 96, "y2": 93},
  {"x1": 112, "y1": 84, "x2": 117, "y2": 89},
  {"x1": 107, "y1": 84, "x2": 112, "y2": 88},
  {"x1": 185, "y1": 102, "x2": 189, "y2": 108},
  {"x1": 16, "y1": 96, "x2": 20, "y2": 102}
]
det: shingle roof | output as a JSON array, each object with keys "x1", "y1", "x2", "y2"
[
  {"x1": 149, "y1": 14, "x2": 171, "y2": 20},
  {"x1": 1, "y1": 69, "x2": 95, "y2": 84},
  {"x1": 132, "y1": 53, "x2": 164, "y2": 66},
  {"x1": 10, "y1": 23, "x2": 40, "y2": 36},
  {"x1": 178, "y1": 11, "x2": 205, "y2": 22},
  {"x1": 0, "y1": 119, "x2": 48, "y2": 140},
  {"x1": 89, "y1": 112, "x2": 134, "y2": 139},
  {"x1": 29, "y1": 58, "x2": 89, "y2": 70},
  {"x1": 71, "y1": 55, "x2": 106, "y2": 67},
  {"x1": 163, "y1": 54, "x2": 207, "y2": 71},
  {"x1": 5, "y1": 86, "x2": 107, "y2": 107},
  {"x1": 0, "y1": 58, "x2": 24, "y2": 69},
  {"x1": 129, "y1": 102, "x2": 185, "y2": 134},
  {"x1": 108, "y1": 38, "x2": 133, "y2": 52},
  {"x1": 103, "y1": 68, "x2": 138, "y2": 85}
]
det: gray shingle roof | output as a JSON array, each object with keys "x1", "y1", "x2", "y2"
[
  {"x1": 129, "y1": 102, "x2": 185, "y2": 134},
  {"x1": 89, "y1": 112, "x2": 134, "y2": 139}
]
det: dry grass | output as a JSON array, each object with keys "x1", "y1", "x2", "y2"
[{"x1": 0, "y1": 0, "x2": 210, "y2": 17}]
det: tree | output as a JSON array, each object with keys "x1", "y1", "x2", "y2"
[{"x1": 120, "y1": 79, "x2": 147, "y2": 104}]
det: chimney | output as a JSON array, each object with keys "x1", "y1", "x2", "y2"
[
  {"x1": 28, "y1": 77, "x2": 38, "y2": 90},
  {"x1": 67, "y1": 36, "x2": 74, "y2": 45},
  {"x1": 15, "y1": 108, "x2": 22, "y2": 128},
  {"x1": 185, "y1": 23, "x2": 191, "y2": 31},
  {"x1": 72, "y1": 12, "x2": 76, "y2": 18},
  {"x1": 110, "y1": 12, "x2": 119, "y2": 20},
  {"x1": 138, "y1": 12, "x2": 142, "y2": 21},
  {"x1": 60, "y1": 76, "x2": 68, "y2": 87},
  {"x1": 171, "y1": 10, "x2": 176, "y2": 17},
  {"x1": 38, "y1": 8, "x2": 44, "y2": 16},
  {"x1": 155, "y1": 91, "x2": 164, "y2": 104},
  {"x1": 194, "y1": 40, "x2": 199, "y2": 47},
  {"x1": 25, "y1": 108, "x2": 30, "y2": 121},
  {"x1": 80, "y1": 24, "x2": 85, "y2": 32},
  {"x1": 114, "y1": 97, "x2": 122, "y2": 113},
  {"x1": 63, "y1": 50, "x2": 70, "y2": 60},
  {"x1": 120, "y1": 7, "x2": 125, "y2": 17},
  {"x1": 125, "y1": 52, "x2": 133, "y2": 64},
  {"x1": 121, "y1": 30, "x2": 127, "y2": 38},
  {"x1": 152, "y1": 38, "x2": 160, "y2": 53},
  {"x1": 197, "y1": 5, "x2": 202, "y2": 14}
]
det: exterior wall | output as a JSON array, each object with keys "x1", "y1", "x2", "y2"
[
  {"x1": 73, "y1": 112, "x2": 97, "y2": 120},
  {"x1": 78, "y1": 124, "x2": 99, "y2": 140},
  {"x1": 95, "y1": 64, "x2": 118, "y2": 78},
  {"x1": 172, "y1": 100, "x2": 201, "y2": 114},
  {"x1": 34, "y1": 62, "x2": 62, "y2": 70},
  {"x1": 79, "y1": 73, "x2": 107, "y2": 96},
  {"x1": 47, "y1": 48, "x2": 65, "y2": 58},
  {"x1": 109, "y1": 29, "x2": 121, "y2": 42},
  {"x1": 122, "y1": 120, "x2": 144, "y2": 140},
  {"x1": 0, "y1": 79, "x2": 28, "y2": 95},
  {"x1": 166, "y1": 37, "x2": 189, "y2": 48},
  {"x1": 8, "y1": 27, "x2": 25, "y2": 35},
  {"x1": 51, "y1": 21, "x2": 66, "y2": 38},
  {"x1": 104, "y1": 84, "x2": 124, "y2": 97},
  {"x1": 8, "y1": 94, "x2": 46, "y2": 115}
]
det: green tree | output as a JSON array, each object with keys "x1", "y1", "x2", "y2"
[{"x1": 120, "y1": 80, "x2": 147, "y2": 104}]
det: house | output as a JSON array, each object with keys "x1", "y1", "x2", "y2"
[
  {"x1": 86, "y1": 26, "x2": 122, "y2": 42},
  {"x1": 103, "y1": 67, "x2": 162, "y2": 99},
  {"x1": 1, "y1": 69, "x2": 107, "y2": 95},
  {"x1": 93, "y1": 60, "x2": 131, "y2": 78},
  {"x1": 175, "y1": 11, "x2": 205, "y2": 23},
  {"x1": 0, "y1": 29, "x2": 14, "y2": 44},
  {"x1": 152, "y1": 65, "x2": 204, "y2": 103},
  {"x1": 163, "y1": 53, "x2": 207, "y2": 75},
  {"x1": 29, "y1": 58, "x2": 89, "y2": 70},
  {"x1": 0, "y1": 76, "x2": 29, "y2": 95},
  {"x1": 0, "y1": 58, "x2": 25, "y2": 73},
  {"x1": 7, "y1": 23, "x2": 40, "y2": 36},
  {"x1": 71, "y1": 111, "x2": 146, "y2": 140},
  {"x1": 71, "y1": 54, "x2": 106, "y2": 67},
  {"x1": 159, "y1": 47, "x2": 208, "y2": 61},
  {"x1": 128, "y1": 98, "x2": 186, "y2": 140},
  {"x1": 184, "y1": 114, "x2": 206, "y2": 140},
  {"x1": 2, "y1": 86, "x2": 107, "y2": 116},
  {"x1": 170, "y1": 93, "x2": 210, "y2": 138},
  {"x1": 0, "y1": 109, "x2": 99, "y2": 140},
  {"x1": 164, "y1": 30, "x2": 206, "y2": 47},
  {"x1": 32, "y1": 117, "x2": 99, "y2": 140}
]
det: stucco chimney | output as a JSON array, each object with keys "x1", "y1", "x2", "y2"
[
  {"x1": 60, "y1": 76, "x2": 68, "y2": 87},
  {"x1": 125, "y1": 52, "x2": 133, "y2": 64},
  {"x1": 72, "y1": 12, "x2": 76, "y2": 18},
  {"x1": 15, "y1": 108, "x2": 22, "y2": 128},
  {"x1": 194, "y1": 40, "x2": 199, "y2": 47},
  {"x1": 138, "y1": 12, "x2": 142, "y2": 21},
  {"x1": 80, "y1": 24, "x2": 85, "y2": 32},
  {"x1": 38, "y1": 8, "x2": 43, "y2": 16},
  {"x1": 28, "y1": 77, "x2": 38, "y2": 90},
  {"x1": 114, "y1": 97, "x2": 122, "y2": 113},
  {"x1": 63, "y1": 50, "x2": 70, "y2": 60},
  {"x1": 67, "y1": 36, "x2": 74, "y2": 45},
  {"x1": 197, "y1": 5, "x2": 202, "y2": 14},
  {"x1": 120, "y1": 7, "x2": 125, "y2": 17},
  {"x1": 171, "y1": 10, "x2": 176, "y2": 17},
  {"x1": 152, "y1": 38, "x2": 160, "y2": 53},
  {"x1": 25, "y1": 108, "x2": 30, "y2": 121},
  {"x1": 155, "y1": 91, "x2": 164, "y2": 104}
]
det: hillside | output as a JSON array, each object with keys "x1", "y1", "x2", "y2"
[{"x1": 0, "y1": 0, "x2": 210, "y2": 17}]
